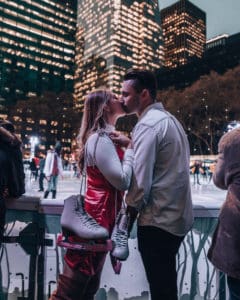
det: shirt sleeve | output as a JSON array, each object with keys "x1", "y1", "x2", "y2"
[
  {"x1": 89, "y1": 133, "x2": 134, "y2": 191},
  {"x1": 125, "y1": 124, "x2": 158, "y2": 210}
]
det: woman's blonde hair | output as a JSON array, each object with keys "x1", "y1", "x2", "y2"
[{"x1": 78, "y1": 89, "x2": 113, "y2": 172}]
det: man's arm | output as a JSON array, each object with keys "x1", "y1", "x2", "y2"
[{"x1": 126, "y1": 124, "x2": 158, "y2": 211}]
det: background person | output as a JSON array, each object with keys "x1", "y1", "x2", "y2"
[
  {"x1": 208, "y1": 127, "x2": 240, "y2": 299},
  {"x1": 29, "y1": 157, "x2": 37, "y2": 181},
  {"x1": 51, "y1": 89, "x2": 133, "y2": 300},
  {"x1": 190, "y1": 160, "x2": 202, "y2": 185},
  {"x1": 0, "y1": 120, "x2": 25, "y2": 242},
  {"x1": 119, "y1": 69, "x2": 193, "y2": 300},
  {"x1": 43, "y1": 142, "x2": 63, "y2": 199},
  {"x1": 208, "y1": 160, "x2": 216, "y2": 183},
  {"x1": 34, "y1": 155, "x2": 40, "y2": 179},
  {"x1": 38, "y1": 153, "x2": 46, "y2": 192}
]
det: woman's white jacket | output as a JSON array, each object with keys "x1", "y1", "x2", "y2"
[{"x1": 43, "y1": 150, "x2": 63, "y2": 177}]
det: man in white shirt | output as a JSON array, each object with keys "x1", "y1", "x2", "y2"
[{"x1": 120, "y1": 69, "x2": 193, "y2": 300}]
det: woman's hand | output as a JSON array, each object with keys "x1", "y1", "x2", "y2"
[{"x1": 109, "y1": 131, "x2": 132, "y2": 148}]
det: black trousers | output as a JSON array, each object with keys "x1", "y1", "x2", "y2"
[
  {"x1": 227, "y1": 276, "x2": 240, "y2": 300},
  {"x1": 138, "y1": 226, "x2": 184, "y2": 300},
  {"x1": 39, "y1": 173, "x2": 45, "y2": 191}
]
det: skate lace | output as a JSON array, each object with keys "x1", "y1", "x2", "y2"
[
  {"x1": 75, "y1": 209, "x2": 101, "y2": 229},
  {"x1": 113, "y1": 228, "x2": 128, "y2": 248}
]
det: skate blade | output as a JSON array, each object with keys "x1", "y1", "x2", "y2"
[
  {"x1": 57, "y1": 234, "x2": 113, "y2": 252},
  {"x1": 110, "y1": 255, "x2": 122, "y2": 275}
]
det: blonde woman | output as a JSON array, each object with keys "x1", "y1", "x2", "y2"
[{"x1": 51, "y1": 89, "x2": 133, "y2": 300}]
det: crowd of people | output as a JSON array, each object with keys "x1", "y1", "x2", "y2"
[
  {"x1": 190, "y1": 160, "x2": 216, "y2": 184},
  {"x1": 26, "y1": 145, "x2": 79, "y2": 198},
  {"x1": 1, "y1": 69, "x2": 239, "y2": 300}
]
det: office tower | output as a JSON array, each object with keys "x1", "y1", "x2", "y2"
[
  {"x1": 160, "y1": 0, "x2": 206, "y2": 68},
  {"x1": 0, "y1": 0, "x2": 77, "y2": 107},
  {"x1": 74, "y1": 0, "x2": 164, "y2": 110},
  {"x1": 0, "y1": 0, "x2": 77, "y2": 155},
  {"x1": 206, "y1": 34, "x2": 229, "y2": 51}
]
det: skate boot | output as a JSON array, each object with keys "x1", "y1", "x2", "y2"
[
  {"x1": 111, "y1": 208, "x2": 129, "y2": 261},
  {"x1": 60, "y1": 195, "x2": 109, "y2": 240}
]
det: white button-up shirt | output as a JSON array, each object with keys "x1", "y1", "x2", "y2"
[{"x1": 126, "y1": 103, "x2": 193, "y2": 236}]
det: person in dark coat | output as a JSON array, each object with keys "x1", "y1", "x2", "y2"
[
  {"x1": 208, "y1": 127, "x2": 240, "y2": 299},
  {"x1": 38, "y1": 154, "x2": 46, "y2": 192},
  {"x1": 0, "y1": 120, "x2": 25, "y2": 241},
  {"x1": 29, "y1": 158, "x2": 37, "y2": 180}
]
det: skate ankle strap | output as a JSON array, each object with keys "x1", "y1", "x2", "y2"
[{"x1": 57, "y1": 234, "x2": 113, "y2": 252}]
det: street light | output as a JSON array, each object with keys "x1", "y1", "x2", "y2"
[{"x1": 29, "y1": 136, "x2": 39, "y2": 159}]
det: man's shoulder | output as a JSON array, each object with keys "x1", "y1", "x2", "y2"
[
  {"x1": 47, "y1": 149, "x2": 54, "y2": 153},
  {"x1": 137, "y1": 106, "x2": 169, "y2": 129},
  {"x1": 46, "y1": 150, "x2": 54, "y2": 159}
]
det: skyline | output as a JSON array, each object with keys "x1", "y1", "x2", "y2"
[
  {"x1": 159, "y1": 0, "x2": 240, "y2": 39},
  {"x1": 74, "y1": 0, "x2": 163, "y2": 108}
]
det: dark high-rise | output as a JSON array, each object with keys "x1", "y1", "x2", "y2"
[
  {"x1": 74, "y1": 0, "x2": 164, "y2": 110},
  {"x1": 0, "y1": 0, "x2": 77, "y2": 109},
  {"x1": 160, "y1": 0, "x2": 206, "y2": 68}
]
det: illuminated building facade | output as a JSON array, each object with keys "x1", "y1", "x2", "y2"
[
  {"x1": 0, "y1": 0, "x2": 77, "y2": 107},
  {"x1": 0, "y1": 0, "x2": 77, "y2": 155},
  {"x1": 156, "y1": 32, "x2": 240, "y2": 91},
  {"x1": 206, "y1": 34, "x2": 229, "y2": 51},
  {"x1": 8, "y1": 92, "x2": 78, "y2": 157},
  {"x1": 160, "y1": 0, "x2": 206, "y2": 68},
  {"x1": 74, "y1": 0, "x2": 164, "y2": 109}
]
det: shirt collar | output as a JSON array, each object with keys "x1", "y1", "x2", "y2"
[{"x1": 138, "y1": 102, "x2": 164, "y2": 121}]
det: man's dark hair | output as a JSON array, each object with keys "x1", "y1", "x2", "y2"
[{"x1": 123, "y1": 69, "x2": 157, "y2": 100}]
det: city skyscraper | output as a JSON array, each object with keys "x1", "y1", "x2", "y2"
[
  {"x1": 74, "y1": 0, "x2": 164, "y2": 110},
  {"x1": 0, "y1": 0, "x2": 78, "y2": 155},
  {"x1": 160, "y1": 0, "x2": 206, "y2": 68},
  {"x1": 0, "y1": 0, "x2": 77, "y2": 108}
]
